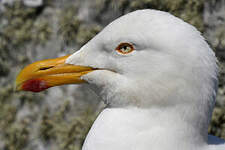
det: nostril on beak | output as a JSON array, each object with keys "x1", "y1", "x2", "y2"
[{"x1": 38, "y1": 66, "x2": 54, "y2": 71}]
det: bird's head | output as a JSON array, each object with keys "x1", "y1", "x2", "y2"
[{"x1": 16, "y1": 10, "x2": 218, "y2": 109}]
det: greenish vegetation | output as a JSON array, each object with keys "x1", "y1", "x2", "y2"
[
  {"x1": 58, "y1": 6, "x2": 102, "y2": 46},
  {"x1": 76, "y1": 25, "x2": 102, "y2": 45},
  {"x1": 0, "y1": 1, "x2": 52, "y2": 59},
  {"x1": 40, "y1": 103, "x2": 96, "y2": 150},
  {"x1": 0, "y1": 84, "x2": 44, "y2": 150},
  {"x1": 209, "y1": 107, "x2": 225, "y2": 139},
  {"x1": 58, "y1": 6, "x2": 81, "y2": 45}
]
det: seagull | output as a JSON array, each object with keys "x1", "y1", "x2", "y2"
[{"x1": 16, "y1": 9, "x2": 225, "y2": 150}]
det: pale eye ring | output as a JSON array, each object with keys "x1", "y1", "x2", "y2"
[{"x1": 116, "y1": 43, "x2": 134, "y2": 54}]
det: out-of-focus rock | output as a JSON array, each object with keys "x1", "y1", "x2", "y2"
[
  {"x1": 23, "y1": 0, "x2": 43, "y2": 7},
  {"x1": 1, "y1": 0, "x2": 15, "y2": 5}
]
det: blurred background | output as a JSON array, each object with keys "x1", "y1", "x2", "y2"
[{"x1": 0, "y1": 0, "x2": 224, "y2": 149}]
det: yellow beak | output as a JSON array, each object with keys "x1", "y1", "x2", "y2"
[{"x1": 15, "y1": 55, "x2": 95, "y2": 92}]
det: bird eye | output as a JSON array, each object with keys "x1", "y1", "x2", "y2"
[{"x1": 116, "y1": 43, "x2": 134, "y2": 54}]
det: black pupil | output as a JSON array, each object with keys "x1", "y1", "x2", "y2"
[{"x1": 121, "y1": 45, "x2": 129, "y2": 50}]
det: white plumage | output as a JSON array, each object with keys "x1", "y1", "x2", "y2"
[{"x1": 66, "y1": 9, "x2": 225, "y2": 150}]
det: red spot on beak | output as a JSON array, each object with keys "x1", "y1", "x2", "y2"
[{"x1": 22, "y1": 79, "x2": 49, "y2": 92}]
